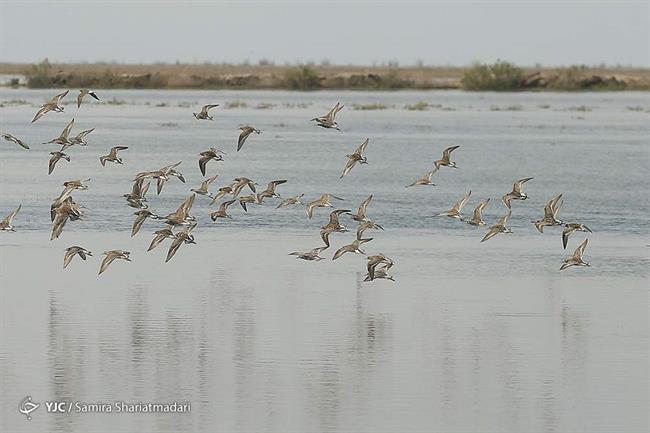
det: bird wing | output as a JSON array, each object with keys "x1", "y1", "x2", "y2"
[
  {"x1": 165, "y1": 237, "x2": 184, "y2": 262},
  {"x1": 131, "y1": 213, "x2": 147, "y2": 237},
  {"x1": 31, "y1": 105, "x2": 50, "y2": 123},
  {"x1": 453, "y1": 191, "x2": 472, "y2": 212},
  {"x1": 575, "y1": 238, "x2": 588, "y2": 259},
  {"x1": 2, "y1": 204, "x2": 21, "y2": 226},
  {"x1": 77, "y1": 91, "x2": 84, "y2": 108},
  {"x1": 98, "y1": 253, "x2": 117, "y2": 275},
  {"x1": 200, "y1": 104, "x2": 219, "y2": 116},
  {"x1": 48, "y1": 153, "x2": 61, "y2": 175},
  {"x1": 355, "y1": 138, "x2": 369, "y2": 154},
  {"x1": 442, "y1": 145, "x2": 459, "y2": 163},
  {"x1": 60, "y1": 118, "x2": 75, "y2": 139},
  {"x1": 497, "y1": 210, "x2": 512, "y2": 226},
  {"x1": 51, "y1": 90, "x2": 69, "y2": 105},
  {"x1": 198, "y1": 155, "x2": 210, "y2": 176},
  {"x1": 340, "y1": 158, "x2": 357, "y2": 178},
  {"x1": 513, "y1": 177, "x2": 533, "y2": 194},
  {"x1": 237, "y1": 128, "x2": 253, "y2": 151}
]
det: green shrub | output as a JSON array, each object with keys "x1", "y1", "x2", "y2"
[
  {"x1": 461, "y1": 60, "x2": 524, "y2": 91},
  {"x1": 284, "y1": 65, "x2": 321, "y2": 90}
]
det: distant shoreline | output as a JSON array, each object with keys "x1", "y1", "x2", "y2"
[{"x1": 0, "y1": 61, "x2": 648, "y2": 91}]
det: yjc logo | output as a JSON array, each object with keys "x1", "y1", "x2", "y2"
[{"x1": 18, "y1": 396, "x2": 40, "y2": 420}]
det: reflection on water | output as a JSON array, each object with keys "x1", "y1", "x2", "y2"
[{"x1": 1, "y1": 89, "x2": 649, "y2": 432}]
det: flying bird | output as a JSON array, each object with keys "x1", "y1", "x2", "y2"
[
  {"x1": 191, "y1": 174, "x2": 219, "y2": 197},
  {"x1": 77, "y1": 89, "x2": 99, "y2": 107},
  {"x1": 311, "y1": 102, "x2": 343, "y2": 130},
  {"x1": 562, "y1": 223, "x2": 592, "y2": 249},
  {"x1": 210, "y1": 199, "x2": 237, "y2": 221},
  {"x1": 2, "y1": 133, "x2": 29, "y2": 149},
  {"x1": 434, "y1": 145, "x2": 460, "y2": 169},
  {"x1": 131, "y1": 209, "x2": 157, "y2": 237},
  {"x1": 63, "y1": 246, "x2": 92, "y2": 269},
  {"x1": 332, "y1": 238, "x2": 373, "y2": 260},
  {"x1": 193, "y1": 104, "x2": 219, "y2": 120},
  {"x1": 560, "y1": 239, "x2": 590, "y2": 270},
  {"x1": 502, "y1": 177, "x2": 533, "y2": 208},
  {"x1": 32, "y1": 90, "x2": 69, "y2": 122},
  {"x1": 306, "y1": 193, "x2": 344, "y2": 219},
  {"x1": 198, "y1": 148, "x2": 224, "y2": 176},
  {"x1": 340, "y1": 138, "x2": 369, "y2": 178},
  {"x1": 465, "y1": 198, "x2": 490, "y2": 226},
  {"x1": 533, "y1": 194, "x2": 563, "y2": 233},
  {"x1": 481, "y1": 209, "x2": 513, "y2": 243},
  {"x1": 48, "y1": 151, "x2": 70, "y2": 175},
  {"x1": 98, "y1": 250, "x2": 131, "y2": 275},
  {"x1": 99, "y1": 146, "x2": 128, "y2": 166},
  {"x1": 406, "y1": 168, "x2": 438, "y2": 187},
  {"x1": 237, "y1": 126, "x2": 261, "y2": 151},
  {"x1": 165, "y1": 224, "x2": 197, "y2": 263},
  {"x1": 436, "y1": 191, "x2": 472, "y2": 220},
  {"x1": 289, "y1": 246, "x2": 329, "y2": 261},
  {"x1": 276, "y1": 194, "x2": 304, "y2": 209},
  {"x1": 0, "y1": 204, "x2": 21, "y2": 232}
]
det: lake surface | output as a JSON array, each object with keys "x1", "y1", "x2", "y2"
[{"x1": 1, "y1": 89, "x2": 649, "y2": 432}]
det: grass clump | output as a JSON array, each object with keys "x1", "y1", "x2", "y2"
[
  {"x1": 404, "y1": 101, "x2": 430, "y2": 111},
  {"x1": 352, "y1": 103, "x2": 388, "y2": 110},
  {"x1": 284, "y1": 65, "x2": 321, "y2": 90},
  {"x1": 490, "y1": 104, "x2": 523, "y2": 111},
  {"x1": 224, "y1": 100, "x2": 248, "y2": 109},
  {"x1": 461, "y1": 60, "x2": 524, "y2": 91}
]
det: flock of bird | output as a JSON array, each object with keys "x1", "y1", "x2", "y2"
[{"x1": 1, "y1": 91, "x2": 592, "y2": 278}]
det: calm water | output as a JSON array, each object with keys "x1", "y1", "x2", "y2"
[{"x1": 1, "y1": 89, "x2": 649, "y2": 433}]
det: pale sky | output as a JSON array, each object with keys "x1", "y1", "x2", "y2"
[{"x1": 0, "y1": 1, "x2": 648, "y2": 66}]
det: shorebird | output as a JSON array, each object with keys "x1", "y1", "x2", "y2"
[
  {"x1": 99, "y1": 250, "x2": 131, "y2": 275},
  {"x1": 289, "y1": 246, "x2": 329, "y2": 261},
  {"x1": 51, "y1": 197, "x2": 83, "y2": 240},
  {"x1": 311, "y1": 102, "x2": 343, "y2": 130},
  {"x1": 320, "y1": 209, "x2": 351, "y2": 246},
  {"x1": 562, "y1": 223, "x2": 592, "y2": 249},
  {"x1": 332, "y1": 238, "x2": 373, "y2": 260},
  {"x1": 237, "y1": 126, "x2": 261, "y2": 151},
  {"x1": 131, "y1": 209, "x2": 157, "y2": 237},
  {"x1": 191, "y1": 174, "x2": 219, "y2": 197},
  {"x1": 560, "y1": 239, "x2": 590, "y2": 271},
  {"x1": 161, "y1": 194, "x2": 196, "y2": 226},
  {"x1": 350, "y1": 195, "x2": 376, "y2": 223},
  {"x1": 306, "y1": 193, "x2": 344, "y2": 219},
  {"x1": 406, "y1": 168, "x2": 438, "y2": 187},
  {"x1": 124, "y1": 178, "x2": 150, "y2": 209},
  {"x1": 502, "y1": 177, "x2": 533, "y2": 208},
  {"x1": 63, "y1": 246, "x2": 92, "y2": 269},
  {"x1": 533, "y1": 194, "x2": 563, "y2": 233},
  {"x1": 231, "y1": 177, "x2": 258, "y2": 197},
  {"x1": 238, "y1": 194, "x2": 260, "y2": 212},
  {"x1": 434, "y1": 145, "x2": 460, "y2": 169},
  {"x1": 43, "y1": 118, "x2": 74, "y2": 146},
  {"x1": 0, "y1": 204, "x2": 21, "y2": 231},
  {"x1": 208, "y1": 184, "x2": 236, "y2": 205},
  {"x1": 48, "y1": 151, "x2": 70, "y2": 175},
  {"x1": 165, "y1": 224, "x2": 197, "y2": 263},
  {"x1": 99, "y1": 146, "x2": 128, "y2": 166},
  {"x1": 481, "y1": 209, "x2": 513, "y2": 243},
  {"x1": 67, "y1": 128, "x2": 95, "y2": 147},
  {"x1": 147, "y1": 226, "x2": 175, "y2": 251},
  {"x1": 436, "y1": 191, "x2": 472, "y2": 220},
  {"x1": 363, "y1": 266, "x2": 395, "y2": 282},
  {"x1": 257, "y1": 179, "x2": 287, "y2": 201},
  {"x1": 32, "y1": 90, "x2": 69, "y2": 122},
  {"x1": 77, "y1": 89, "x2": 99, "y2": 107},
  {"x1": 193, "y1": 104, "x2": 219, "y2": 120},
  {"x1": 366, "y1": 254, "x2": 394, "y2": 281},
  {"x1": 356, "y1": 220, "x2": 384, "y2": 240},
  {"x1": 51, "y1": 179, "x2": 90, "y2": 210},
  {"x1": 276, "y1": 194, "x2": 304, "y2": 209},
  {"x1": 210, "y1": 199, "x2": 237, "y2": 221},
  {"x1": 137, "y1": 161, "x2": 185, "y2": 194},
  {"x1": 2, "y1": 133, "x2": 29, "y2": 149},
  {"x1": 340, "y1": 138, "x2": 369, "y2": 178},
  {"x1": 465, "y1": 198, "x2": 490, "y2": 226},
  {"x1": 198, "y1": 148, "x2": 224, "y2": 176}
]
